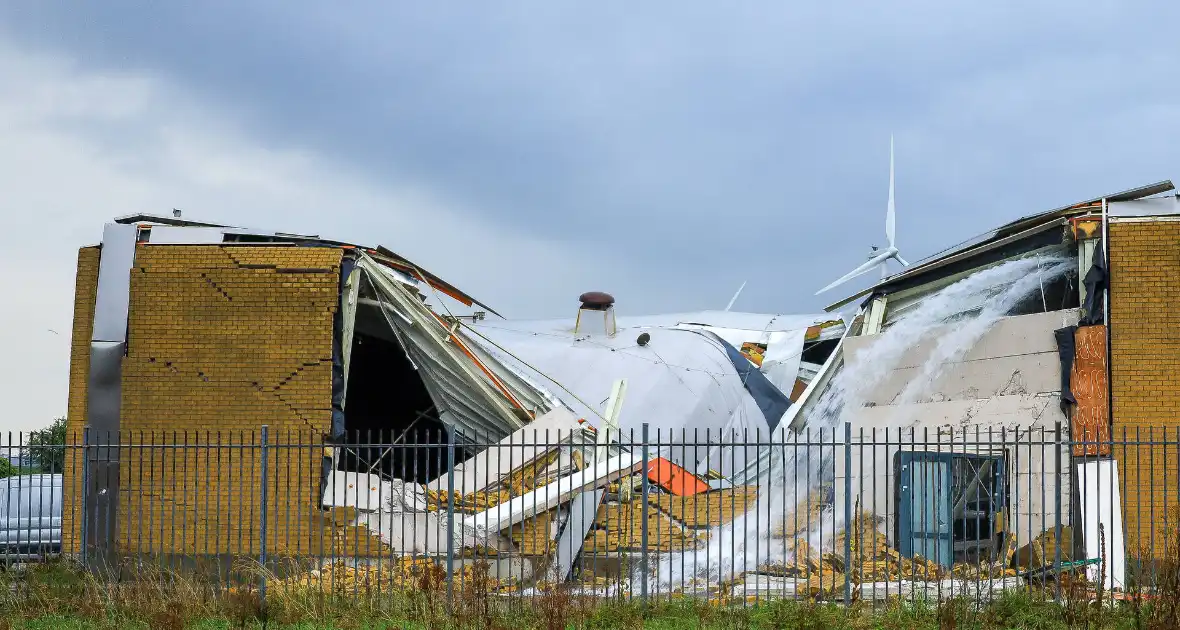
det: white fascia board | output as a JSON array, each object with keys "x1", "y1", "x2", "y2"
[{"x1": 463, "y1": 453, "x2": 642, "y2": 531}]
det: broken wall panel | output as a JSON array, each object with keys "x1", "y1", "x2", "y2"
[{"x1": 1071, "y1": 325, "x2": 1111, "y2": 456}]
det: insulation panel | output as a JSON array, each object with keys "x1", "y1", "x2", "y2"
[{"x1": 1071, "y1": 325, "x2": 1111, "y2": 456}]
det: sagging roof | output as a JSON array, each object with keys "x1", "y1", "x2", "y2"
[
  {"x1": 824, "y1": 180, "x2": 1175, "y2": 312},
  {"x1": 114, "y1": 212, "x2": 501, "y2": 317}
]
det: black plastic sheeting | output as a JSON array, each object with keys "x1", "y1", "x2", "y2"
[
  {"x1": 1081, "y1": 239, "x2": 1106, "y2": 326},
  {"x1": 330, "y1": 256, "x2": 355, "y2": 440},
  {"x1": 702, "y1": 331, "x2": 792, "y2": 432},
  {"x1": 1054, "y1": 325, "x2": 1078, "y2": 413}
]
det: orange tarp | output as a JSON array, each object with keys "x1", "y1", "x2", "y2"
[{"x1": 1072, "y1": 325, "x2": 1111, "y2": 456}]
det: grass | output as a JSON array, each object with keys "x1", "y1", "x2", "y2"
[
  {"x1": 0, "y1": 560, "x2": 1157, "y2": 630},
  {"x1": 3, "y1": 537, "x2": 1180, "y2": 630},
  {"x1": 0, "y1": 596, "x2": 1152, "y2": 630}
]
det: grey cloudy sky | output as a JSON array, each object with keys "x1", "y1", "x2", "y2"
[{"x1": 1, "y1": 2, "x2": 1178, "y2": 431}]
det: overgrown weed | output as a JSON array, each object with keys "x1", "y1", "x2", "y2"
[{"x1": 0, "y1": 555, "x2": 1172, "y2": 629}]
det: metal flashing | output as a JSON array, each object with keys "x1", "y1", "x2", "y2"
[
  {"x1": 373, "y1": 246, "x2": 502, "y2": 317},
  {"x1": 84, "y1": 223, "x2": 140, "y2": 558},
  {"x1": 1109, "y1": 215, "x2": 1180, "y2": 223},
  {"x1": 114, "y1": 213, "x2": 228, "y2": 228},
  {"x1": 91, "y1": 224, "x2": 138, "y2": 342},
  {"x1": 1107, "y1": 195, "x2": 1180, "y2": 218},
  {"x1": 994, "y1": 180, "x2": 1173, "y2": 236},
  {"x1": 144, "y1": 226, "x2": 230, "y2": 244}
]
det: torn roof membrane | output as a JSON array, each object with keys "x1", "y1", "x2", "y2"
[
  {"x1": 824, "y1": 180, "x2": 1175, "y2": 312},
  {"x1": 460, "y1": 323, "x2": 772, "y2": 475},
  {"x1": 450, "y1": 311, "x2": 844, "y2": 472}
]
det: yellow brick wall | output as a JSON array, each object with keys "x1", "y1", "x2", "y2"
[
  {"x1": 1109, "y1": 221, "x2": 1180, "y2": 555},
  {"x1": 64, "y1": 243, "x2": 383, "y2": 558},
  {"x1": 62, "y1": 246, "x2": 100, "y2": 554}
]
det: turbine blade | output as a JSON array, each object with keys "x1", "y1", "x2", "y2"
[
  {"x1": 815, "y1": 250, "x2": 895, "y2": 295},
  {"x1": 886, "y1": 135, "x2": 896, "y2": 249},
  {"x1": 724, "y1": 281, "x2": 747, "y2": 312},
  {"x1": 894, "y1": 253, "x2": 911, "y2": 267}
]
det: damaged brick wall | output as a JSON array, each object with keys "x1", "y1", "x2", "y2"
[
  {"x1": 64, "y1": 244, "x2": 384, "y2": 557},
  {"x1": 1110, "y1": 220, "x2": 1180, "y2": 555}
]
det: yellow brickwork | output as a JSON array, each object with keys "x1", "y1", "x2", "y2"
[
  {"x1": 118, "y1": 244, "x2": 351, "y2": 555},
  {"x1": 62, "y1": 246, "x2": 100, "y2": 554},
  {"x1": 64, "y1": 243, "x2": 385, "y2": 558},
  {"x1": 1109, "y1": 221, "x2": 1180, "y2": 555}
]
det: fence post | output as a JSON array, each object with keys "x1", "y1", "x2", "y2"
[
  {"x1": 446, "y1": 427, "x2": 456, "y2": 605},
  {"x1": 1054, "y1": 420, "x2": 1063, "y2": 600},
  {"x1": 641, "y1": 422, "x2": 650, "y2": 603},
  {"x1": 844, "y1": 422, "x2": 852, "y2": 608},
  {"x1": 259, "y1": 425, "x2": 269, "y2": 607},
  {"x1": 80, "y1": 425, "x2": 91, "y2": 569}
]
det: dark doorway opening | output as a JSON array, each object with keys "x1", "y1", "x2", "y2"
[{"x1": 340, "y1": 331, "x2": 448, "y2": 483}]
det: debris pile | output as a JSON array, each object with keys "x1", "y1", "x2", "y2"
[
  {"x1": 717, "y1": 512, "x2": 1026, "y2": 601},
  {"x1": 424, "y1": 489, "x2": 512, "y2": 513},
  {"x1": 269, "y1": 558, "x2": 519, "y2": 596}
]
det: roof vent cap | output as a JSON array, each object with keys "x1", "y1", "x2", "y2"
[{"x1": 578, "y1": 291, "x2": 615, "y2": 310}]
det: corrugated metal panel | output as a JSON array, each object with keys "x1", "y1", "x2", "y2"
[{"x1": 356, "y1": 255, "x2": 527, "y2": 442}]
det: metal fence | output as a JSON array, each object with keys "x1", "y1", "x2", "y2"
[{"x1": 0, "y1": 423, "x2": 1169, "y2": 607}]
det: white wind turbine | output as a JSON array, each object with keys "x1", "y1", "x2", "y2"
[{"x1": 816, "y1": 136, "x2": 910, "y2": 295}]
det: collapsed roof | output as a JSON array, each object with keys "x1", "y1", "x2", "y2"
[
  {"x1": 116, "y1": 214, "x2": 844, "y2": 475},
  {"x1": 823, "y1": 180, "x2": 1176, "y2": 313}
]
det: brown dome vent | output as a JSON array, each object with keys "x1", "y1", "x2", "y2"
[{"x1": 579, "y1": 291, "x2": 615, "y2": 310}]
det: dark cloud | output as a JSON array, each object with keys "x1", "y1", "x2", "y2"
[{"x1": 2, "y1": 1, "x2": 1178, "y2": 314}]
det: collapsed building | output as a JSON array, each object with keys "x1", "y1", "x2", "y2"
[
  {"x1": 746, "y1": 180, "x2": 1179, "y2": 595},
  {"x1": 61, "y1": 179, "x2": 1180, "y2": 596},
  {"x1": 62, "y1": 212, "x2": 841, "y2": 583}
]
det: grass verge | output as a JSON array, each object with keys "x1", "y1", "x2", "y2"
[{"x1": 0, "y1": 558, "x2": 1163, "y2": 630}]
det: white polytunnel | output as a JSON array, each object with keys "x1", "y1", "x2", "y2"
[{"x1": 461, "y1": 318, "x2": 791, "y2": 476}]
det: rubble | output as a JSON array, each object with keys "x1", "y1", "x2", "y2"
[
  {"x1": 717, "y1": 512, "x2": 1027, "y2": 601},
  {"x1": 425, "y1": 489, "x2": 512, "y2": 514},
  {"x1": 269, "y1": 558, "x2": 521, "y2": 596}
]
